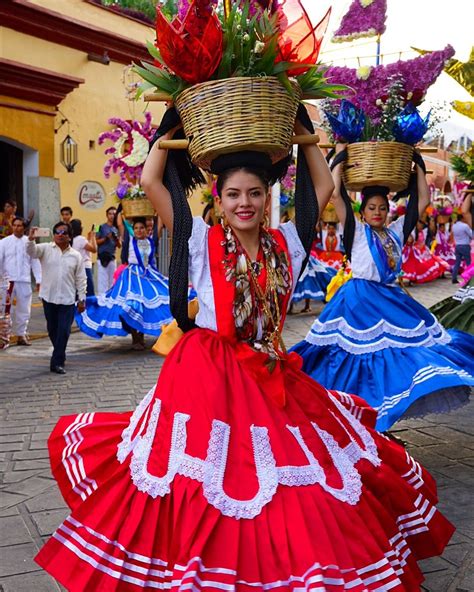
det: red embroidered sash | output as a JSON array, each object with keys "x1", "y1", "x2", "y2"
[{"x1": 207, "y1": 224, "x2": 302, "y2": 407}]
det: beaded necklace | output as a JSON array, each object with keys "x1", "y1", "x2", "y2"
[{"x1": 221, "y1": 223, "x2": 291, "y2": 358}]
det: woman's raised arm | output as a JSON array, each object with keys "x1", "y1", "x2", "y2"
[
  {"x1": 141, "y1": 128, "x2": 178, "y2": 233},
  {"x1": 416, "y1": 162, "x2": 430, "y2": 219},
  {"x1": 294, "y1": 120, "x2": 334, "y2": 217}
]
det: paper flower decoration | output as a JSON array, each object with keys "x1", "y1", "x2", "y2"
[
  {"x1": 332, "y1": 0, "x2": 387, "y2": 43},
  {"x1": 325, "y1": 45, "x2": 455, "y2": 123},
  {"x1": 325, "y1": 100, "x2": 366, "y2": 143},
  {"x1": 276, "y1": 0, "x2": 331, "y2": 76},
  {"x1": 155, "y1": 0, "x2": 223, "y2": 84},
  {"x1": 356, "y1": 65, "x2": 372, "y2": 80},
  {"x1": 453, "y1": 100, "x2": 474, "y2": 120},
  {"x1": 392, "y1": 103, "x2": 430, "y2": 145},
  {"x1": 99, "y1": 112, "x2": 154, "y2": 184}
]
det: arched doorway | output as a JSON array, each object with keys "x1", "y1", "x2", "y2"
[
  {"x1": 0, "y1": 137, "x2": 39, "y2": 217},
  {"x1": 0, "y1": 141, "x2": 23, "y2": 215}
]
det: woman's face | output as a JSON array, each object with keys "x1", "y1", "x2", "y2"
[
  {"x1": 4, "y1": 203, "x2": 16, "y2": 217},
  {"x1": 218, "y1": 171, "x2": 270, "y2": 233},
  {"x1": 133, "y1": 222, "x2": 147, "y2": 239},
  {"x1": 363, "y1": 196, "x2": 388, "y2": 229}
]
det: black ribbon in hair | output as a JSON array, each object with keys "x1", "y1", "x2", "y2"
[
  {"x1": 330, "y1": 149, "x2": 356, "y2": 258},
  {"x1": 394, "y1": 150, "x2": 426, "y2": 244},
  {"x1": 293, "y1": 104, "x2": 320, "y2": 274},
  {"x1": 331, "y1": 148, "x2": 426, "y2": 259},
  {"x1": 150, "y1": 107, "x2": 205, "y2": 333}
]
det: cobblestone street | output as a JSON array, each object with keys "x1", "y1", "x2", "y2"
[{"x1": 0, "y1": 279, "x2": 472, "y2": 591}]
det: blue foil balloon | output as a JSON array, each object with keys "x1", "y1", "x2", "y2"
[
  {"x1": 325, "y1": 100, "x2": 366, "y2": 143},
  {"x1": 393, "y1": 103, "x2": 430, "y2": 145},
  {"x1": 280, "y1": 193, "x2": 289, "y2": 207}
]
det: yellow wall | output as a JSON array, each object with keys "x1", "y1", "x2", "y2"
[
  {"x1": 30, "y1": 0, "x2": 154, "y2": 40},
  {"x1": 1, "y1": 2, "x2": 205, "y2": 232},
  {"x1": 0, "y1": 95, "x2": 55, "y2": 176}
]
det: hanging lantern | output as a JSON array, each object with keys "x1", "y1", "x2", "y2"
[{"x1": 60, "y1": 134, "x2": 78, "y2": 173}]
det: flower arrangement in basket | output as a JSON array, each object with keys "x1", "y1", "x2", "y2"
[
  {"x1": 99, "y1": 112, "x2": 156, "y2": 217},
  {"x1": 133, "y1": 0, "x2": 346, "y2": 169},
  {"x1": 321, "y1": 45, "x2": 455, "y2": 191}
]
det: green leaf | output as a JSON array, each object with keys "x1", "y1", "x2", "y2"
[
  {"x1": 135, "y1": 80, "x2": 154, "y2": 100},
  {"x1": 272, "y1": 61, "x2": 314, "y2": 75},
  {"x1": 145, "y1": 40, "x2": 163, "y2": 64},
  {"x1": 276, "y1": 72, "x2": 294, "y2": 96}
]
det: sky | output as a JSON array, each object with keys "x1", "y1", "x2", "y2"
[{"x1": 302, "y1": 0, "x2": 473, "y2": 138}]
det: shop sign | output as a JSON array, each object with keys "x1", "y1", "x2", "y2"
[{"x1": 77, "y1": 181, "x2": 106, "y2": 210}]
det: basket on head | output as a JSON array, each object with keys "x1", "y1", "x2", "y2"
[
  {"x1": 343, "y1": 142, "x2": 414, "y2": 192},
  {"x1": 122, "y1": 198, "x2": 155, "y2": 219},
  {"x1": 175, "y1": 77, "x2": 302, "y2": 170},
  {"x1": 436, "y1": 215, "x2": 450, "y2": 224}
]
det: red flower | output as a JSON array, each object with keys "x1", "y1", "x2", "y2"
[
  {"x1": 155, "y1": 0, "x2": 223, "y2": 84},
  {"x1": 275, "y1": 0, "x2": 331, "y2": 76}
]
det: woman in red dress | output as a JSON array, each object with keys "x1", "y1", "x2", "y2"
[
  {"x1": 35, "y1": 111, "x2": 453, "y2": 591},
  {"x1": 402, "y1": 221, "x2": 449, "y2": 283},
  {"x1": 314, "y1": 221, "x2": 346, "y2": 270}
]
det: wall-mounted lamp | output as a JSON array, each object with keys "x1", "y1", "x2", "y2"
[
  {"x1": 87, "y1": 51, "x2": 110, "y2": 65},
  {"x1": 60, "y1": 135, "x2": 78, "y2": 173}
]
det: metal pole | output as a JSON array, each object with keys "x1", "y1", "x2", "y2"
[{"x1": 376, "y1": 34, "x2": 381, "y2": 66}]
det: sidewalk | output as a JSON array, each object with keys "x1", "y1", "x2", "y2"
[{"x1": 0, "y1": 278, "x2": 472, "y2": 591}]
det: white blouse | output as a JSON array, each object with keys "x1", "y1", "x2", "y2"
[
  {"x1": 128, "y1": 238, "x2": 152, "y2": 266},
  {"x1": 350, "y1": 216, "x2": 405, "y2": 283},
  {"x1": 72, "y1": 236, "x2": 92, "y2": 269},
  {"x1": 188, "y1": 218, "x2": 306, "y2": 331}
]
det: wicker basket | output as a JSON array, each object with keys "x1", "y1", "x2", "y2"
[
  {"x1": 343, "y1": 142, "x2": 414, "y2": 192},
  {"x1": 436, "y1": 215, "x2": 450, "y2": 224},
  {"x1": 175, "y1": 77, "x2": 302, "y2": 170},
  {"x1": 122, "y1": 198, "x2": 155, "y2": 218},
  {"x1": 321, "y1": 203, "x2": 339, "y2": 223}
]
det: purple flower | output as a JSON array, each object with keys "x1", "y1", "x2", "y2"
[
  {"x1": 177, "y1": 0, "x2": 218, "y2": 20},
  {"x1": 325, "y1": 45, "x2": 455, "y2": 124},
  {"x1": 333, "y1": 0, "x2": 387, "y2": 42},
  {"x1": 116, "y1": 182, "x2": 131, "y2": 199}
]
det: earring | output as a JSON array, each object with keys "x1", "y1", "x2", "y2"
[{"x1": 260, "y1": 212, "x2": 270, "y2": 228}]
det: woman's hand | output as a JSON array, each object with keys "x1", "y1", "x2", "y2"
[{"x1": 293, "y1": 118, "x2": 311, "y2": 136}]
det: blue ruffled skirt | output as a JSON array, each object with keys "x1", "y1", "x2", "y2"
[
  {"x1": 291, "y1": 278, "x2": 474, "y2": 431},
  {"x1": 292, "y1": 255, "x2": 336, "y2": 302},
  {"x1": 76, "y1": 264, "x2": 174, "y2": 338}
]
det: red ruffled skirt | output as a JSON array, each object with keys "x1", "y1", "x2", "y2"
[
  {"x1": 402, "y1": 245, "x2": 449, "y2": 283},
  {"x1": 35, "y1": 328, "x2": 453, "y2": 591},
  {"x1": 313, "y1": 247, "x2": 346, "y2": 271}
]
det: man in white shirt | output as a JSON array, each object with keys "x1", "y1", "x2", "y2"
[
  {"x1": 0, "y1": 217, "x2": 42, "y2": 345},
  {"x1": 451, "y1": 214, "x2": 472, "y2": 283},
  {"x1": 27, "y1": 222, "x2": 87, "y2": 374}
]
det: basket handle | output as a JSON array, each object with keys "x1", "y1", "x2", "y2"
[
  {"x1": 155, "y1": 137, "x2": 437, "y2": 153},
  {"x1": 157, "y1": 134, "x2": 321, "y2": 150}
]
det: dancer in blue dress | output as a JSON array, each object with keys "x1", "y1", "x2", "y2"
[
  {"x1": 292, "y1": 154, "x2": 474, "y2": 431},
  {"x1": 291, "y1": 251, "x2": 336, "y2": 307},
  {"x1": 76, "y1": 216, "x2": 174, "y2": 349}
]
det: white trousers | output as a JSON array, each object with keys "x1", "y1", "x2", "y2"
[
  {"x1": 97, "y1": 260, "x2": 117, "y2": 295},
  {"x1": 11, "y1": 281, "x2": 32, "y2": 337}
]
